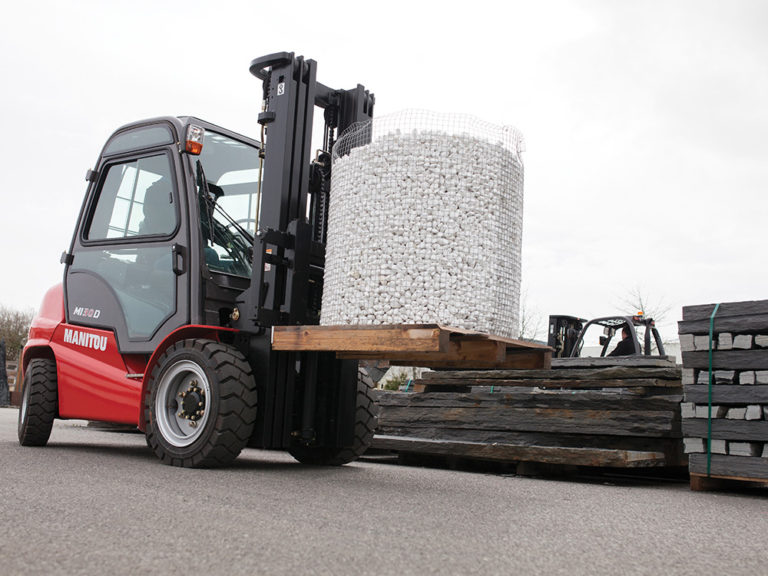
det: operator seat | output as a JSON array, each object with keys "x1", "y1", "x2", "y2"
[{"x1": 139, "y1": 178, "x2": 175, "y2": 236}]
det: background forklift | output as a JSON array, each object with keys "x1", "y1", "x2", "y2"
[
  {"x1": 18, "y1": 52, "x2": 378, "y2": 467},
  {"x1": 548, "y1": 313, "x2": 666, "y2": 359}
]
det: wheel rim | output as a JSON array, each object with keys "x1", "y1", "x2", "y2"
[{"x1": 154, "y1": 360, "x2": 212, "y2": 447}]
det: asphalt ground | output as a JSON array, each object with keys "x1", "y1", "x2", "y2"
[{"x1": 1, "y1": 407, "x2": 766, "y2": 575}]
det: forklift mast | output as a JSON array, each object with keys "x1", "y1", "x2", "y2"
[{"x1": 233, "y1": 52, "x2": 374, "y2": 331}]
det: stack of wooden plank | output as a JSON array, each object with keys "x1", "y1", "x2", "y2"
[
  {"x1": 678, "y1": 300, "x2": 768, "y2": 486},
  {"x1": 373, "y1": 357, "x2": 685, "y2": 469}
]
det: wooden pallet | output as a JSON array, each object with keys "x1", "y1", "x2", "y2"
[
  {"x1": 690, "y1": 473, "x2": 768, "y2": 491},
  {"x1": 272, "y1": 324, "x2": 552, "y2": 370}
]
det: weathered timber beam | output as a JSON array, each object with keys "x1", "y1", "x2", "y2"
[
  {"x1": 375, "y1": 391, "x2": 682, "y2": 411},
  {"x1": 375, "y1": 426, "x2": 684, "y2": 452},
  {"x1": 372, "y1": 435, "x2": 669, "y2": 468},
  {"x1": 379, "y1": 406, "x2": 680, "y2": 437},
  {"x1": 412, "y1": 377, "x2": 680, "y2": 389},
  {"x1": 420, "y1": 366, "x2": 681, "y2": 381},
  {"x1": 552, "y1": 357, "x2": 678, "y2": 369}
]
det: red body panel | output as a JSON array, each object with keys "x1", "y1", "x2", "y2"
[
  {"x1": 23, "y1": 284, "x2": 65, "y2": 369},
  {"x1": 54, "y1": 324, "x2": 142, "y2": 423},
  {"x1": 22, "y1": 283, "x2": 238, "y2": 428}
]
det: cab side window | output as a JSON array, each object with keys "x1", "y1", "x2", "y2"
[
  {"x1": 71, "y1": 152, "x2": 179, "y2": 340},
  {"x1": 87, "y1": 154, "x2": 176, "y2": 240}
]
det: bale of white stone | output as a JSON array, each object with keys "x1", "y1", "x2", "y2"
[{"x1": 321, "y1": 112, "x2": 524, "y2": 339}]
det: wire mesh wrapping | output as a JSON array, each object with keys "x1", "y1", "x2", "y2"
[{"x1": 321, "y1": 110, "x2": 525, "y2": 338}]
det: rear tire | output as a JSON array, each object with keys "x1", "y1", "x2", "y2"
[
  {"x1": 144, "y1": 339, "x2": 257, "y2": 468},
  {"x1": 289, "y1": 366, "x2": 378, "y2": 466},
  {"x1": 18, "y1": 358, "x2": 58, "y2": 447}
]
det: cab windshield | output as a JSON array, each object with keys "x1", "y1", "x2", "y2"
[{"x1": 196, "y1": 130, "x2": 261, "y2": 277}]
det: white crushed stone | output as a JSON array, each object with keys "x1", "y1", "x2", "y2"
[{"x1": 321, "y1": 128, "x2": 524, "y2": 338}]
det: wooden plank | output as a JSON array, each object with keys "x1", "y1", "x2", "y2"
[
  {"x1": 414, "y1": 377, "x2": 680, "y2": 389},
  {"x1": 681, "y1": 350, "x2": 768, "y2": 370},
  {"x1": 690, "y1": 474, "x2": 768, "y2": 491},
  {"x1": 272, "y1": 324, "x2": 448, "y2": 353},
  {"x1": 388, "y1": 348, "x2": 550, "y2": 370},
  {"x1": 376, "y1": 425, "x2": 685, "y2": 451},
  {"x1": 684, "y1": 385, "x2": 768, "y2": 404},
  {"x1": 682, "y1": 300, "x2": 768, "y2": 322},
  {"x1": 437, "y1": 327, "x2": 552, "y2": 350},
  {"x1": 552, "y1": 357, "x2": 679, "y2": 369},
  {"x1": 689, "y1": 454, "x2": 768, "y2": 480},
  {"x1": 378, "y1": 406, "x2": 680, "y2": 437},
  {"x1": 420, "y1": 366, "x2": 681, "y2": 381},
  {"x1": 678, "y1": 314, "x2": 768, "y2": 336},
  {"x1": 372, "y1": 435, "x2": 670, "y2": 467},
  {"x1": 682, "y1": 419, "x2": 768, "y2": 441},
  {"x1": 375, "y1": 390, "x2": 683, "y2": 411},
  {"x1": 339, "y1": 339, "x2": 506, "y2": 363}
]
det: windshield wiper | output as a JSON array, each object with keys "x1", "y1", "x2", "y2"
[
  {"x1": 196, "y1": 159, "x2": 254, "y2": 244},
  {"x1": 214, "y1": 204, "x2": 254, "y2": 244},
  {"x1": 196, "y1": 160, "x2": 216, "y2": 246}
]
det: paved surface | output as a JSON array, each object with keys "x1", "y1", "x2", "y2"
[{"x1": 1, "y1": 407, "x2": 766, "y2": 575}]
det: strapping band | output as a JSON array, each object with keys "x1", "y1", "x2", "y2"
[{"x1": 707, "y1": 303, "x2": 720, "y2": 476}]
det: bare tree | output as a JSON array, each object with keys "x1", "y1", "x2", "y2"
[
  {"x1": 619, "y1": 286, "x2": 672, "y2": 324},
  {"x1": 518, "y1": 287, "x2": 543, "y2": 342},
  {"x1": 617, "y1": 286, "x2": 676, "y2": 352},
  {"x1": 0, "y1": 305, "x2": 35, "y2": 361}
]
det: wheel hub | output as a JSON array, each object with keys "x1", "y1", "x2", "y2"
[{"x1": 177, "y1": 380, "x2": 206, "y2": 422}]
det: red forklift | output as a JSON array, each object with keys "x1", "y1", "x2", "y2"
[{"x1": 18, "y1": 52, "x2": 378, "y2": 467}]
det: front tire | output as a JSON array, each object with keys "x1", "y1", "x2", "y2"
[
  {"x1": 144, "y1": 339, "x2": 257, "y2": 468},
  {"x1": 289, "y1": 366, "x2": 378, "y2": 466},
  {"x1": 18, "y1": 358, "x2": 58, "y2": 446}
]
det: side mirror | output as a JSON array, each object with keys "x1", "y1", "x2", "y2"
[{"x1": 599, "y1": 336, "x2": 608, "y2": 346}]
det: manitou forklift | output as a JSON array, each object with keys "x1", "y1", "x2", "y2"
[{"x1": 18, "y1": 52, "x2": 378, "y2": 467}]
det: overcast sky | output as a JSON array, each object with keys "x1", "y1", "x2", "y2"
[{"x1": 1, "y1": 0, "x2": 766, "y2": 340}]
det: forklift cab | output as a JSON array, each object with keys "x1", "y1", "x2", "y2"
[
  {"x1": 64, "y1": 117, "x2": 261, "y2": 355},
  {"x1": 570, "y1": 315, "x2": 666, "y2": 358}
]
